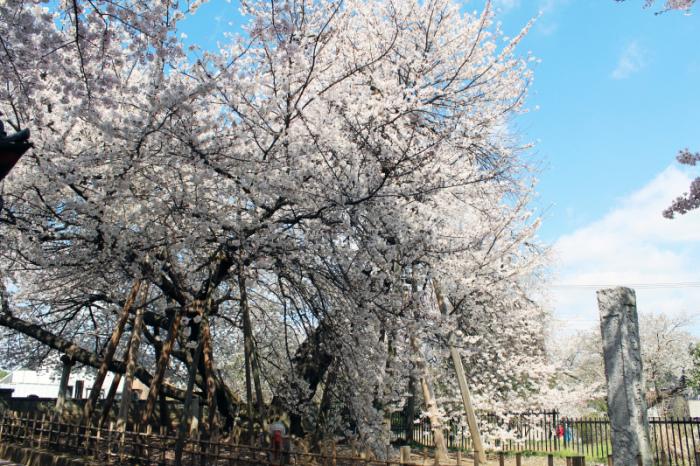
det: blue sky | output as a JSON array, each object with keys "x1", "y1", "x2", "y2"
[
  {"x1": 484, "y1": 0, "x2": 700, "y2": 335},
  {"x1": 180, "y1": 0, "x2": 700, "y2": 335},
  {"x1": 483, "y1": 0, "x2": 700, "y2": 242}
]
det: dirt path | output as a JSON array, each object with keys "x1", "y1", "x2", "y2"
[{"x1": 400, "y1": 451, "x2": 605, "y2": 466}]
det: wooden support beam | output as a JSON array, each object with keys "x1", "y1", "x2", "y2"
[
  {"x1": 141, "y1": 307, "x2": 182, "y2": 426},
  {"x1": 118, "y1": 287, "x2": 147, "y2": 432},
  {"x1": 99, "y1": 372, "x2": 122, "y2": 428},
  {"x1": 433, "y1": 280, "x2": 486, "y2": 464},
  {"x1": 0, "y1": 311, "x2": 187, "y2": 400},
  {"x1": 199, "y1": 304, "x2": 218, "y2": 430},
  {"x1": 84, "y1": 281, "x2": 142, "y2": 424},
  {"x1": 410, "y1": 334, "x2": 448, "y2": 462},
  {"x1": 175, "y1": 337, "x2": 203, "y2": 466},
  {"x1": 56, "y1": 354, "x2": 75, "y2": 414}
]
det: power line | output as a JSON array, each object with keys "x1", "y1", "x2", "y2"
[{"x1": 551, "y1": 282, "x2": 700, "y2": 290}]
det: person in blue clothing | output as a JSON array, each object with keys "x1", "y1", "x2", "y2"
[{"x1": 564, "y1": 424, "x2": 573, "y2": 443}]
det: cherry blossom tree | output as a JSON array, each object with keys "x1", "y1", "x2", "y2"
[
  {"x1": 663, "y1": 149, "x2": 700, "y2": 218},
  {"x1": 550, "y1": 312, "x2": 697, "y2": 416},
  {"x1": 0, "y1": 0, "x2": 550, "y2": 451},
  {"x1": 616, "y1": 0, "x2": 695, "y2": 14}
]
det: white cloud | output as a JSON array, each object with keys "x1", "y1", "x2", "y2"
[
  {"x1": 611, "y1": 41, "x2": 648, "y2": 80},
  {"x1": 539, "y1": 0, "x2": 569, "y2": 15},
  {"x1": 550, "y1": 166, "x2": 700, "y2": 335},
  {"x1": 493, "y1": 0, "x2": 521, "y2": 13},
  {"x1": 534, "y1": 0, "x2": 570, "y2": 36}
]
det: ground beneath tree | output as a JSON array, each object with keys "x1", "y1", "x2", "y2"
[{"x1": 390, "y1": 450, "x2": 605, "y2": 466}]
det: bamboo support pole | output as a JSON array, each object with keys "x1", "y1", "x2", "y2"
[
  {"x1": 118, "y1": 288, "x2": 147, "y2": 432},
  {"x1": 142, "y1": 307, "x2": 183, "y2": 426}
]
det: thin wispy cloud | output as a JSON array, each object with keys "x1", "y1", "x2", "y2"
[
  {"x1": 611, "y1": 41, "x2": 648, "y2": 80},
  {"x1": 539, "y1": 0, "x2": 569, "y2": 15},
  {"x1": 535, "y1": 0, "x2": 570, "y2": 36},
  {"x1": 493, "y1": 0, "x2": 521, "y2": 13}
]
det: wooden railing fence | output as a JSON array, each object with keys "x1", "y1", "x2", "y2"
[{"x1": 0, "y1": 409, "x2": 425, "y2": 466}]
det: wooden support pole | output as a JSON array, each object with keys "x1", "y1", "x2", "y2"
[
  {"x1": 84, "y1": 281, "x2": 142, "y2": 424},
  {"x1": 411, "y1": 334, "x2": 448, "y2": 462},
  {"x1": 400, "y1": 446, "x2": 411, "y2": 464},
  {"x1": 175, "y1": 337, "x2": 204, "y2": 466},
  {"x1": 99, "y1": 372, "x2": 122, "y2": 428},
  {"x1": 498, "y1": 452, "x2": 505, "y2": 466},
  {"x1": 515, "y1": 452, "x2": 522, "y2": 466},
  {"x1": 433, "y1": 280, "x2": 486, "y2": 465},
  {"x1": 548, "y1": 454, "x2": 555, "y2": 466},
  {"x1": 199, "y1": 302, "x2": 218, "y2": 430},
  {"x1": 56, "y1": 354, "x2": 75, "y2": 414},
  {"x1": 118, "y1": 291, "x2": 147, "y2": 432},
  {"x1": 141, "y1": 307, "x2": 182, "y2": 426}
]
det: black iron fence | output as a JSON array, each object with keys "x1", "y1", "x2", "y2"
[{"x1": 391, "y1": 411, "x2": 700, "y2": 465}]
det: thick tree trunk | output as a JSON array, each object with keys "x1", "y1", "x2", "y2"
[
  {"x1": 271, "y1": 322, "x2": 333, "y2": 436},
  {"x1": 238, "y1": 271, "x2": 256, "y2": 443},
  {"x1": 312, "y1": 362, "x2": 337, "y2": 447},
  {"x1": 403, "y1": 375, "x2": 417, "y2": 443},
  {"x1": 84, "y1": 281, "x2": 142, "y2": 424}
]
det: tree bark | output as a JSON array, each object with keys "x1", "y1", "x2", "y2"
[
  {"x1": 238, "y1": 270, "x2": 256, "y2": 443},
  {"x1": 271, "y1": 322, "x2": 333, "y2": 436},
  {"x1": 403, "y1": 375, "x2": 417, "y2": 443}
]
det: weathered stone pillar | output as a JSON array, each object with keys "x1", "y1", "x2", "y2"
[
  {"x1": 597, "y1": 287, "x2": 652, "y2": 466},
  {"x1": 56, "y1": 354, "x2": 75, "y2": 412}
]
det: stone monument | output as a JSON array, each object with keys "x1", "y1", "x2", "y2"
[{"x1": 597, "y1": 287, "x2": 652, "y2": 466}]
